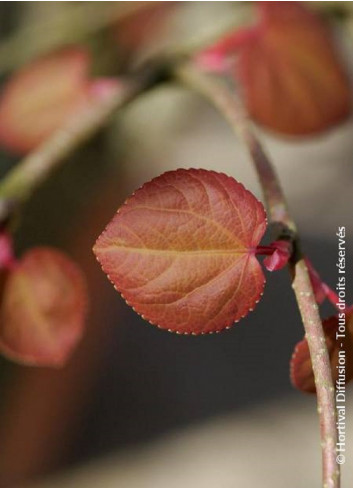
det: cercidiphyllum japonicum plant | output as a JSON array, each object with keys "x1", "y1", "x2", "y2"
[
  {"x1": 93, "y1": 3, "x2": 353, "y2": 488},
  {"x1": 92, "y1": 169, "x2": 353, "y2": 383},
  {"x1": 0, "y1": 1, "x2": 351, "y2": 487},
  {"x1": 93, "y1": 168, "x2": 289, "y2": 335}
]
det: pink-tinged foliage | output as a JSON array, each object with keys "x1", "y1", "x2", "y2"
[
  {"x1": 198, "y1": 2, "x2": 351, "y2": 135},
  {"x1": 0, "y1": 47, "x2": 120, "y2": 154},
  {"x1": 94, "y1": 169, "x2": 267, "y2": 334},
  {"x1": 290, "y1": 310, "x2": 353, "y2": 393},
  {"x1": 0, "y1": 247, "x2": 87, "y2": 367}
]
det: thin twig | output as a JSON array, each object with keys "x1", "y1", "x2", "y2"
[{"x1": 175, "y1": 63, "x2": 339, "y2": 488}]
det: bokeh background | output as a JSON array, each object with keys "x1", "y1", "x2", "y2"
[{"x1": 0, "y1": 2, "x2": 352, "y2": 487}]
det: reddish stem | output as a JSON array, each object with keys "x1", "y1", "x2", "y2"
[
  {"x1": 256, "y1": 240, "x2": 292, "y2": 272},
  {"x1": 255, "y1": 245, "x2": 275, "y2": 255},
  {"x1": 0, "y1": 233, "x2": 17, "y2": 270},
  {"x1": 305, "y1": 257, "x2": 344, "y2": 312},
  {"x1": 323, "y1": 285, "x2": 341, "y2": 310}
]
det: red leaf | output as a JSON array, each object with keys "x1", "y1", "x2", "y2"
[
  {"x1": 93, "y1": 169, "x2": 267, "y2": 334},
  {"x1": 290, "y1": 310, "x2": 353, "y2": 393},
  {"x1": 0, "y1": 247, "x2": 87, "y2": 367},
  {"x1": 199, "y1": 2, "x2": 351, "y2": 135},
  {"x1": 0, "y1": 47, "x2": 119, "y2": 154}
]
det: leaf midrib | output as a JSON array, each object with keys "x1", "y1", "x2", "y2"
[{"x1": 96, "y1": 244, "x2": 252, "y2": 257}]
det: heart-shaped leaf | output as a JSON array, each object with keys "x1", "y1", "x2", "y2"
[
  {"x1": 94, "y1": 169, "x2": 267, "y2": 334},
  {"x1": 198, "y1": 2, "x2": 351, "y2": 135},
  {"x1": 0, "y1": 247, "x2": 87, "y2": 367},
  {"x1": 290, "y1": 310, "x2": 353, "y2": 393},
  {"x1": 0, "y1": 47, "x2": 119, "y2": 154}
]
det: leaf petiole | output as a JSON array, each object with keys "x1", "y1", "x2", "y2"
[{"x1": 255, "y1": 240, "x2": 292, "y2": 272}]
